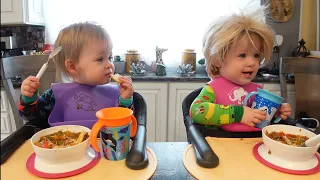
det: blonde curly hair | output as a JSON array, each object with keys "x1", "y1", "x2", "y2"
[{"x1": 202, "y1": 6, "x2": 275, "y2": 79}]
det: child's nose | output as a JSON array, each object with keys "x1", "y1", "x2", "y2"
[
  {"x1": 246, "y1": 56, "x2": 257, "y2": 66},
  {"x1": 105, "y1": 60, "x2": 112, "y2": 68}
]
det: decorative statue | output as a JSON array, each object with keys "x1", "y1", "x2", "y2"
[
  {"x1": 155, "y1": 46, "x2": 168, "y2": 76},
  {"x1": 155, "y1": 46, "x2": 168, "y2": 65}
]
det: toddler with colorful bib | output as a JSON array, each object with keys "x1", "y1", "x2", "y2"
[{"x1": 190, "y1": 7, "x2": 292, "y2": 135}]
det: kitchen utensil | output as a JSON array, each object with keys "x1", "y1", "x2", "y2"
[
  {"x1": 301, "y1": 134, "x2": 320, "y2": 147},
  {"x1": 36, "y1": 46, "x2": 62, "y2": 78}
]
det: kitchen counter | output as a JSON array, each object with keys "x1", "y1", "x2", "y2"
[
  {"x1": 1, "y1": 72, "x2": 293, "y2": 89},
  {"x1": 121, "y1": 72, "x2": 293, "y2": 83}
]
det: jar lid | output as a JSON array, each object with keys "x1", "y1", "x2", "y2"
[
  {"x1": 184, "y1": 49, "x2": 195, "y2": 53},
  {"x1": 127, "y1": 49, "x2": 139, "y2": 54}
]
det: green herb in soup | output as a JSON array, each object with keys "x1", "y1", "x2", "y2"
[
  {"x1": 34, "y1": 130, "x2": 89, "y2": 149},
  {"x1": 265, "y1": 130, "x2": 309, "y2": 146}
]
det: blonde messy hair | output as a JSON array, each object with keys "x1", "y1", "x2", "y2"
[
  {"x1": 203, "y1": 6, "x2": 275, "y2": 79},
  {"x1": 53, "y1": 21, "x2": 113, "y2": 82}
]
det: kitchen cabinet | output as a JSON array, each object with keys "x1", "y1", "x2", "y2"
[
  {"x1": 167, "y1": 82, "x2": 204, "y2": 142},
  {"x1": 1, "y1": 0, "x2": 44, "y2": 25},
  {"x1": 133, "y1": 82, "x2": 168, "y2": 142},
  {"x1": 1, "y1": 90, "x2": 17, "y2": 141}
]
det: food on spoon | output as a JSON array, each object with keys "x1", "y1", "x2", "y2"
[
  {"x1": 111, "y1": 73, "x2": 122, "y2": 83},
  {"x1": 34, "y1": 130, "x2": 89, "y2": 149},
  {"x1": 265, "y1": 130, "x2": 309, "y2": 147}
]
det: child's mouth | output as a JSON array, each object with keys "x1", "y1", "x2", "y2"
[{"x1": 242, "y1": 71, "x2": 253, "y2": 78}]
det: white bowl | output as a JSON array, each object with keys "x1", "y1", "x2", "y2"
[
  {"x1": 262, "y1": 125, "x2": 320, "y2": 162},
  {"x1": 310, "y1": 51, "x2": 320, "y2": 57},
  {"x1": 30, "y1": 125, "x2": 91, "y2": 163}
]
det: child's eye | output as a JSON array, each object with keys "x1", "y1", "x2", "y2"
[
  {"x1": 254, "y1": 53, "x2": 260, "y2": 58},
  {"x1": 97, "y1": 57, "x2": 104, "y2": 62},
  {"x1": 108, "y1": 55, "x2": 113, "y2": 62},
  {"x1": 239, "y1": 53, "x2": 246, "y2": 58}
]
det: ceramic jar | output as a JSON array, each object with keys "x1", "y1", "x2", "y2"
[
  {"x1": 181, "y1": 49, "x2": 196, "y2": 72},
  {"x1": 125, "y1": 50, "x2": 140, "y2": 73}
]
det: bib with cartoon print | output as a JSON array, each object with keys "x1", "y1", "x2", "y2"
[
  {"x1": 48, "y1": 83, "x2": 120, "y2": 129},
  {"x1": 208, "y1": 77, "x2": 262, "y2": 132}
]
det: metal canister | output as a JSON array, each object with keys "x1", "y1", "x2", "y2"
[
  {"x1": 125, "y1": 50, "x2": 140, "y2": 73},
  {"x1": 181, "y1": 49, "x2": 196, "y2": 71}
]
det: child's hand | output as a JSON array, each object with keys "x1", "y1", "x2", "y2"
[
  {"x1": 241, "y1": 106, "x2": 267, "y2": 127},
  {"x1": 119, "y1": 76, "x2": 133, "y2": 99},
  {"x1": 21, "y1": 76, "x2": 40, "y2": 97},
  {"x1": 277, "y1": 103, "x2": 292, "y2": 120}
]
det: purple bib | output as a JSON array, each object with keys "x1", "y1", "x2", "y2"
[{"x1": 48, "y1": 83, "x2": 120, "y2": 129}]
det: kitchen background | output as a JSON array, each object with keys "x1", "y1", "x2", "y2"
[
  {"x1": 1, "y1": 0, "x2": 318, "y2": 69},
  {"x1": 1, "y1": 0, "x2": 319, "y2": 142},
  {"x1": 1, "y1": 25, "x2": 45, "y2": 52}
]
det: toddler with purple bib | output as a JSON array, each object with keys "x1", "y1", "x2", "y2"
[{"x1": 18, "y1": 22, "x2": 134, "y2": 129}]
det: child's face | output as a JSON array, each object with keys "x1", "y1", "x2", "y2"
[
  {"x1": 217, "y1": 34, "x2": 262, "y2": 85},
  {"x1": 74, "y1": 40, "x2": 114, "y2": 86}
]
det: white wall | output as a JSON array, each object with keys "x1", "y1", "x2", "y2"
[{"x1": 43, "y1": 0, "x2": 259, "y2": 66}]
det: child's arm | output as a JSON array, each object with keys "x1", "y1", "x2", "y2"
[
  {"x1": 118, "y1": 96, "x2": 134, "y2": 110},
  {"x1": 18, "y1": 89, "x2": 55, "y2": 126},
  {"x1": 189, "y1": 85, "x2": 244, "y2": 126}
]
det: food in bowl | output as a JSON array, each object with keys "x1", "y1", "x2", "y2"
[
  {"x1": 262, "y1": 125, "x2": 320, "y2": 161},
  {"x1": 34, "y1": 130, "x2": 89, "y2": 149},
  {"x1": 31, "y1": 125, "x2": 91, "y2": 163},
  {"x1": 265, "y1": 130, "x2": 309, "y2": 147}
]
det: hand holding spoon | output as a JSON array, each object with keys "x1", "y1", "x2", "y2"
[{"x1": 36, "y1": 46, "x2": 62, "y2": 78}]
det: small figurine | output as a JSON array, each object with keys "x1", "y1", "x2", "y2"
[
  {"x1": 155, "y1": 46, "x2": 168, "y2": 76},
  {"x1": 155, "y1": 46, "x2": 168, "y2": 65}
]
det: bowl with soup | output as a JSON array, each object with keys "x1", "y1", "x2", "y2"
[
  {"x1": 30, "y1": 125, "x2": 91, "y2": 163},
  {"x1": 262, "y1": 125, "x2": 320, "y2": 162}
]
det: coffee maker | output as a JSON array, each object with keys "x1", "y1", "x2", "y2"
[{"x1": 1, "y1": 30, "x2": 23, "y2": 58}]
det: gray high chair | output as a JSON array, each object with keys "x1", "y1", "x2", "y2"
[{"x1": 1, "y1": 55, "x2": 149, "y2": 170}]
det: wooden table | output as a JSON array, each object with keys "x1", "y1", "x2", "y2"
[
  {"x1": 1, "y1": 139, "x2": 319, "y2": 180},
  {"x1": 1, "y1": 140, "x2": 194, "y2": 180}
]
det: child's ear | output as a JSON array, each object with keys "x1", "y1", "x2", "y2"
[
  {"x1": 215, "y1": 62, "x2": 221, "y2": 68},
  {"x1": 65, "y1": 59, "x2": 76, "y2": 75}
]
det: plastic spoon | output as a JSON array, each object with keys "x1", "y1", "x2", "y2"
[
  {"x1": 36, "y1": 46, "x2": 62, "y2": 78},
  {"x1": 301, "y1": 134, "x2": 320, "y2": 147}
]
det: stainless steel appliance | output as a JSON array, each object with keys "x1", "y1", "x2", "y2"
[
  {"x1": 1, "y1": 32, "x2": 23, "y2": 58},
  {"x1": 1, "y1": 36, "x2": 17, "y2": 49}
]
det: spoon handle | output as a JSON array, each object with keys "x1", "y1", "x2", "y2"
[
  {"x1": 36, "y1": 63, "x2": 48, "y2": 79},
  {"x1": 305, "y1": 134, "x2": 320, "y2": 147}
]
